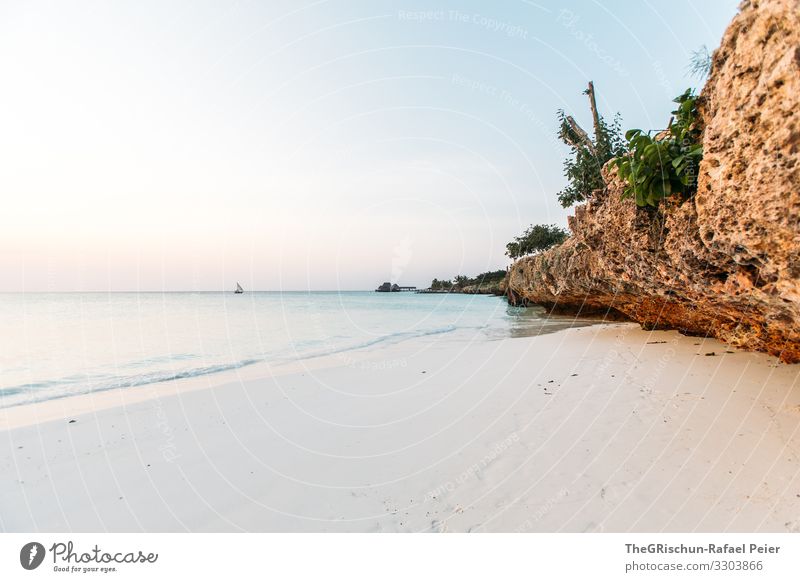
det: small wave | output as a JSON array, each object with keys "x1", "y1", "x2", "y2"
[
  {"x1": 0, "y1": 325, "x2": 462, "y2": 409},
  {"x1": 0, "y1": 386, "x2": 25, "y2": 397},
  {"x1": 120, "y1": 353, "x2": 200, "y2": 368},
  {"x1": 0, "y1": 358, "x2": 262, "y2": 409},
  {"x1": 111, "y1": 359, "x2": 262, "y2": 388},
  {"x1": 284, "y1": 324, "x2": 459, "y2": 363}
]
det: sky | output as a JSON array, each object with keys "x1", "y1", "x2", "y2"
[{"x1": 0, "y1": 0, "x2": 739, "y2": 291}]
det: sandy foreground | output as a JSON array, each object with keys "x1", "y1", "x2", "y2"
[{"x1": 1, "y1": 323, "x2": 799, "y2": 533}]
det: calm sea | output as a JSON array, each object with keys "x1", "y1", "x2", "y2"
[{"x1": 0, "y1": 292, "x2": 597, "y2": 408}]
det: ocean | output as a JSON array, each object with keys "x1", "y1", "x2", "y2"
[{"x1": 0, "y1": 291, "x2": 597, "y2": 408}]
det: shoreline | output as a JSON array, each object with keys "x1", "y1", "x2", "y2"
[
  {"x1": 0, "y1": 299, "x2": 599, "y2": 426},
  {"x1": 2, "y1": 324, "x2": 799, "y2": 532},
  {"x1": 0, "y1": 330, "x2": 432, "y2": 431}
]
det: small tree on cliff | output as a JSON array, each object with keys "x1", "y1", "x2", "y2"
[
  {"x1": 556, "y1": 82, "x2": 626, "y2": 208},
  {"x1": 505, "y1": 224, "x2": 568, "y2": 260},
  {"x1": 453, "y1": 275, "x2": 470, "y2": 289}
]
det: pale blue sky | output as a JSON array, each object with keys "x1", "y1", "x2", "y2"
[{"x1": 0, "y1": 0, "x2": 738, "y2": 291}]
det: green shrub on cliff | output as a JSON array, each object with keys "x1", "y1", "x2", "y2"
[
  {"x1": 613, "y1": 89, "x2": 703, "y2": 207},
  {"x1": 556, "y1": 82, "x2": 626, "y2": 208},
  {"x1": 505, "y1": 224, "x2": 568, "y2": 260},
  {"x1": 557, "y1": 111, "x2": 626, "y2": 207}
]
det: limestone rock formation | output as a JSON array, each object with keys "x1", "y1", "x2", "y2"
[
  {"x1": 506, "y1": 0, "x2": 800, "y2": 362},
  {"x1": 459, "y1": 279, "x2": 507, "y2": 296}
]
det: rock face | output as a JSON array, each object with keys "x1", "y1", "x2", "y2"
[
  {"x1": 506, "y1": 0, "x2": 800, "y2": 362},
  {"x1": 459, "y1": 279, "x2": 507, "y2": 295}
]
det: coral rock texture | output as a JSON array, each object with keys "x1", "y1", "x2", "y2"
[{"x1": 506, "y1": 0, "x2": 800, "y2": 362}]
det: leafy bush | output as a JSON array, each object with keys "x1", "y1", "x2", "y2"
[
  {"x1": 613, "y1": 89, "x2": 703, "y2": 207},
  {"x1": 429, "y1": 278, "x2": 453, "y2": 290},
  {"x1": 555, "y1": 81, "x2": 628, "y2": 208},
  {"x1": 556, "y1": 111, "x2": 626, "y2": 208},
  {"x1": 505, "y1": 224, "x2": 569, "y2": 260}
]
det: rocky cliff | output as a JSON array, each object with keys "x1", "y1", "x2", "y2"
[
  {"x1": 507, "y1": 0, "x2": 800, "y2": 362},
  {"x1": 459, "y1": 279, "x2": 507, "y2": 295}
]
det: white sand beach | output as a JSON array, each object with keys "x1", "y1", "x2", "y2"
[{"x1": 2, "y1": 324, "x2": 799, "y2": 533}]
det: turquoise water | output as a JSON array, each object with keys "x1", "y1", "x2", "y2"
[{"x1": 0, "y1": 292, "x2": 595, "y2": 408}]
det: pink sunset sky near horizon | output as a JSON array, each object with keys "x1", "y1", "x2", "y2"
[{"x1": 0, "y1": 0, "x2": 736, "y2": 291}]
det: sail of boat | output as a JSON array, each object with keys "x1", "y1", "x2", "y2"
[{"x1": 234, "y1": 282, "x2": 244, "y2": 294}]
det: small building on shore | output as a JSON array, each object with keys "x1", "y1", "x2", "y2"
[{"x1": 375, "y1": 282, "x2": 417, "y2": 292}]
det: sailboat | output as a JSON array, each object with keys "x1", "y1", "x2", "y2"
[{"x1": 234, "y1": 282, "x2": 244, "y2": 294}]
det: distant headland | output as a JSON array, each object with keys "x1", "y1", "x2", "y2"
[{"x1": 375, "y1": 269, "x2": 507, "y2": 296}]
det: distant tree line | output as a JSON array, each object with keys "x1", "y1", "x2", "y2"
[{"x1": 429, "y1": 269, "x2": 507, "y2": 291}]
